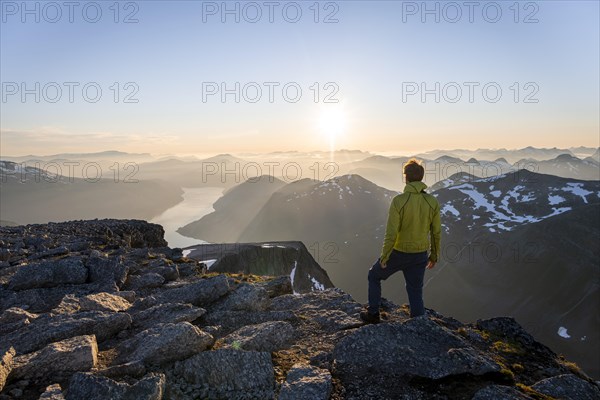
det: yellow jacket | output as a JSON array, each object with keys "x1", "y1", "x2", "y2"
[{"x1": 380, "y1": 181, "x2": 441, "y2": 264}]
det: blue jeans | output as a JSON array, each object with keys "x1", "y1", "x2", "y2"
[{"x1": 368, "y1": 249, "x2": 428, "y2": 317}]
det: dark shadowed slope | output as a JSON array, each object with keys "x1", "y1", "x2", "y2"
[
  {"x1": 177, "y1": 176, "x2": 286, "y2": 242},
  {"x1": 425, "y1": 203, "x2": 600, "y2": 379},
  {"x1": 237, "y1": 175, "x2": 396, "y2": 299},
  {"x1": 181, "y1": 241, "x2": 334, "y2": 294}
]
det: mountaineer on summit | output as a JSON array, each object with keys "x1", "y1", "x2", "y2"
[{"x1": 361, "y1": 158, "x2": 442, "y2": 323}]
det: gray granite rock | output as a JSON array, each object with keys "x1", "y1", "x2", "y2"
[
  {"x1": 333, "y1": 318, "x2": 501, "y2": 381},
  {"x1": 140, "y1": 275, "x2": 229, "y2": 308},
  {"x1": 472, "y1": 385, "x2": 533, "y2": 399},
  {"x1": 532, "y1": 374, "x2": 600, "y2": 400},
  {"x1": 9, "y1": 257, "x2": 88, "y2": 291},
  {"x1": 115, "y1": 322, "x2": 213, "y2": 366},
  {"x1": 221, "y1": 321, "x2": 294, "y2": 352},
  {"x1": 54, "y1": 293, "x2": 131, "y2": 314},
  {"x1": 211, "y1": 283, "x2": 270, "y2": 312},
  {"x1": 173, "y1": 349, "x2": 274, "y2": 399},
  {"x1": 11, "y1": 335, "x2": 98, "y2": 381},
  {"x1": 131, "y1": 303, "x2": 205, "y2": 331},
  {"x1": 2, "y1": 311, "x2": 131, "y2": 355},
  {"x1": 66, "y1": 372, "x2": 165, "y2": 400},
  {"x1": 86, "y1": 254, "x2": 129, "y2": 290},
  {"x1": 278, "y1": 363, "x2": 332, "y2": 400},
  {"x1": 125, "y1": 273, "x2": 165, "y2": 290}
]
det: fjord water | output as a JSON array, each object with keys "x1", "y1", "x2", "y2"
[{"x1": 151, "y1": 187, "x2": 224, "y2": 248}]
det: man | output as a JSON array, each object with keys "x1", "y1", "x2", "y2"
[{"x1": 360, "y1": 158, "x2": 441, "y2": 323}]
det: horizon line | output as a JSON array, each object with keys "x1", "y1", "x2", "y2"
[{"x1": 1, "y1": 144, "x2": 599, "y2": 159}]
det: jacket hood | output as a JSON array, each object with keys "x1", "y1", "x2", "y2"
[{"x1": 404, "y1": 181, "x2": 428, "y2": 193}]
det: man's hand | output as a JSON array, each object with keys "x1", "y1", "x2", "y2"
[
  {"x1": 380, "y1": 260, "x2": 387, "y2": 269},
  {"x1": 426, "y1": 260, "x2": 436, "y2": 269}
]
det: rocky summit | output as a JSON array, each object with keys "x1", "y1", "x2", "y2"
[{"x1": 0, "y1": 219, "x2": 598, "y2": 400}]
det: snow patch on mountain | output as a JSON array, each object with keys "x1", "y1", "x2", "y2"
[
  {"x1": 480, "y1": 173, "x2": 509, "y2": 182},
  {"x1": 448, "y1": 183, "x2": 578, "y2": 231},
  {"x1": 261, "y1": 244, "x2": 286, "y2": 249},
  {"x1": 441, "y1": 204, "x2": 460, "y2": 217},
  {"x1": 290, "y1": 261, "x2": 299, "y2": 295},
  {"x1": 452, "y1": 184, "x2": 513, "y2": 228},
  {"x1": 521, "y1": 193, "x2": 536, "y2": 201},
  {"x1": 558, "y1": 326, "x2": 571, "y2": 339},
  {"x1": 548, "y1": 194, "x2": 566, "y2": 205},
  {"x1": 298, "y1": 176, "x2": 393, "y2": 201},
  {"x1": 504, "y1": 185, "x2": 536, "y2": 202},
  {"x1": 201, "y1": 259, "x2": 217, "y2": 270},
  {"x1": 547, "y1": 207, "x2": 572, "y2": 217},
  {"x1": 309, "y1": 275, "x2": 326, "y2": 291},
  {"x1": 562, "y1": 183, "x2": 593, "y2": 204}
]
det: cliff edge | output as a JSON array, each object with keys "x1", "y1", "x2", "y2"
[{"x1": 0, "y1": 219, "x2": 598, "y2": 400}]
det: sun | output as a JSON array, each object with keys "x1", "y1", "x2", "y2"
[{"x1": 318, "y1": 106, "x2": 347, "y2": 154}]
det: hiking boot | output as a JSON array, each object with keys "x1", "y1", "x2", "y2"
[{"x1": 360, "y1": 310, "x2": 380, "y2": 324}]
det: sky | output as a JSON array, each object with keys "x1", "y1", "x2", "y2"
[{"x1": 1, "y1": 0, "x2": 599, "y2": 156}]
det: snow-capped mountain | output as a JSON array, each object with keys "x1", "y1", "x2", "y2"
[
  {"x1": 238, "y1": 174, "x2": 396, "y2": 244},
  {"x1": 422, "y1": 170, "x2": 600, "y2": 378},
  {"x1": 429, "y1": 172, "x2": 477, "y2": 192},
  {"x1": 432, "y1": 170, "x2": 600, "y2": 234}
]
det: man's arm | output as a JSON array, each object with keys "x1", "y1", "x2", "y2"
[
  {"x1": 380, "y1": 197, "x2": 401, "y2": 266},
  {"x1": 429, "y1": 201, "x2": 441, "y2": 264}
]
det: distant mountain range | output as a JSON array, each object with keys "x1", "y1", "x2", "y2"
[
  {"x1": 179, "y1": 170, "x2": 600, "y2": 378},
  {"x1": 343, "y1": 153, "x2": 598, "y2": 190},
  {"x1": 2, "y1": 148, "x2": 596, "y2": 197},
  {"x1": 0, "y1": 161, "x2": 183, "y2": 225},
  {"x1": 5, "y1": 147, "x2": 597, "y2": 165},
  {"x1": 1, "y1": 150, "x2": 154, "y2": 162},
  {"x1": 531, "y1": 153, "x2": 599, "y2": 180},
  {"x1": 415, "y1": 146, "x2": 599, "y2": 163}
]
